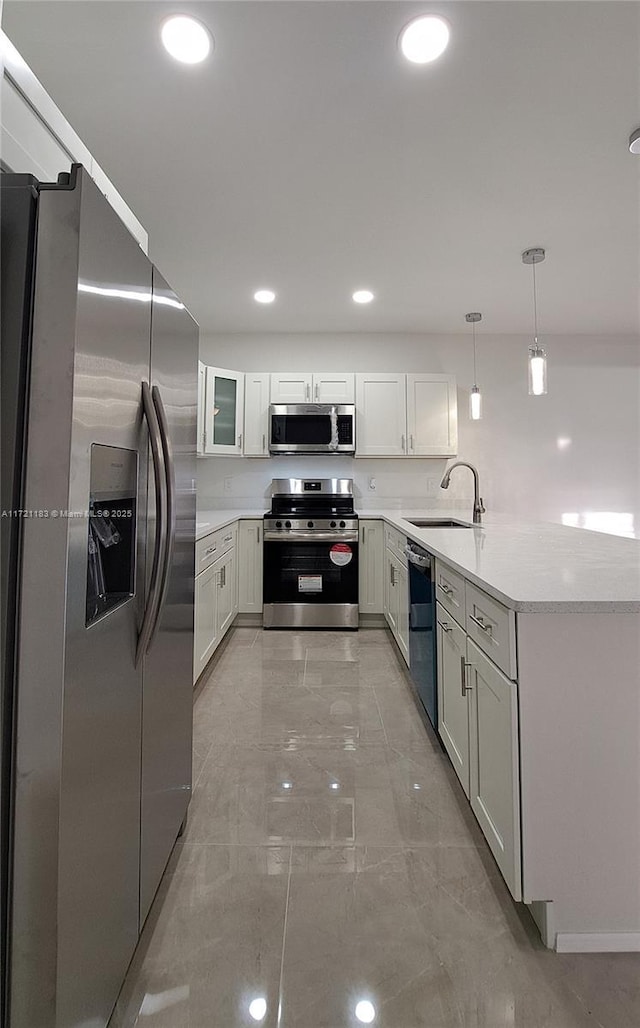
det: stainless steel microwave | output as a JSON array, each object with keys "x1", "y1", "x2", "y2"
[{"x1": 269, "y1": 404, "x2": 356, "y2": 454}]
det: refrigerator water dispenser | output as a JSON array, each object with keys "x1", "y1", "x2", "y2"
[{"x1": 86, "y1": 444, "x2": 137, "y2": 625}]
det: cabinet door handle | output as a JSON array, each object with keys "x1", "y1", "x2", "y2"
[
  {"x1": 361, "y1": 526, "x2": 365, "y2": 544},
  {"x1": 469, "y1": 613, "x2": 491, "y2": 634},
  {"x1": 238, "y1": 433, "x2": 243, "y2": 450},
  {"x1": 315, "y1": 383, "x2": 319, "y2": 401},
  {"x1": 390, "y1": 565, "x2": 396, "y2": 587},
  {"x1": 461, "y1": 657, "x2": 473, "y2": 696},
  {"x1": 441, "y1": 622, "x2": 453, "y2": 633},
  {"x1": 306, "y1": 384, "x2": 310, "y2": 401},
  {"x1": 410, "y1": 434, "x2": 414, "y2": 451},
  {"x1": 401, "y1": 434, "x2": 406, "y2": 452},
  {"x1": 262, "y1": 433, "x2": 266, "y2": 452},
  {"x1": 257, "y1": 526, "x2": 260, "y2": 545}
]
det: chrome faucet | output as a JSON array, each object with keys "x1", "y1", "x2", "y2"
[{"x1": 440, "y1": 461, "x2": 486, "y2": 524}]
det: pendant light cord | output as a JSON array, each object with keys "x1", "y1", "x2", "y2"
[
  {"x1": 532, "y1": 260, "x2": 539, "y2": 345},
  {"x1": 472, "y1": 321, "x2": 478, "y2": 383}
]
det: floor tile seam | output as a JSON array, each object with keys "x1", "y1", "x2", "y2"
[
  {"x1": 370, "y1": 683, "x2": 391, "y2": 749},
  {"x1": 276, "y1": 844, "x2": 294, "y2": 1027},
  {"x1": 191, "y1": 742, "x2": 215, "y2": 789}
]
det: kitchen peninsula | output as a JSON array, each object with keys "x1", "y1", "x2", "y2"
[{"x1": 196, "y1": 505, "x2": 640, "y2": 952}]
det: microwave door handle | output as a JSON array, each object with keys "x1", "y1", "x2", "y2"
[
  {"x1": 136, "y1": 382, "x2": 167, "y2": 667},
  {"x1": 146, "y1": 385, "x2": 176, "y2": 654}
]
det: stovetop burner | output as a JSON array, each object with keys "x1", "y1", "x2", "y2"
[{"x1": 264, "y1": 478, "x2": 358, "y2": 539}]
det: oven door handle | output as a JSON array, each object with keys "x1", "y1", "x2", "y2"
[{"x1": 263, "y1": 531, "x2": 359, "y2": 543}]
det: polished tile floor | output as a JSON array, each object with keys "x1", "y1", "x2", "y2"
[{"x1": 111, "y1": 628, "x2": 640, "y2": 1028}]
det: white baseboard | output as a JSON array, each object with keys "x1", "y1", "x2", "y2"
[{"x1": 555, "y1": 932, "x2": 640, "y2": 953}]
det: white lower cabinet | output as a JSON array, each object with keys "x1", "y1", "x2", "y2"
[
  {"x1": 238, "y1": 519, "x2": 263, "y2": 613},
  {"x1": 194, "y1": 562, "x2": 220, "y2": 682},
  {"x1": 467, "y1": 638, "x2": 522, "y2": 901},
  {"x1": 384, "y1": 541, "x2": 409, "y2": 666},
  {"x1": 359, "y1": 519, "x2": 384, "y2": 614},
  {"x1": 216, "y1": 547, "x2": 237, "y2": 639},
  {"x1": 435, "y1": 561, "x2": 522, "y2": 902},
  {"x1": 436, "y1": 602, "x2": 469, "y2": 797},
  {"x1": 193, "y1": 528, "x2": 238, "y2": 684}
]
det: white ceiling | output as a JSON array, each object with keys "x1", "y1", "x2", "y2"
[{"x1": 4, "y1": 1, "x2": 640, "y2": 336}]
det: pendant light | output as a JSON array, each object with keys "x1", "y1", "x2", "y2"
[
  {"x1": 466, "y1": 312, "x2": 482, "y2": 420},
  {"x1": 522, "y1": 247, "x2": 547, "y2": 395}
]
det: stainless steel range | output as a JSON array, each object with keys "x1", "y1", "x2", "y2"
[{"x1": 263, "y1": 478, "x2": 359, "y2": 629}]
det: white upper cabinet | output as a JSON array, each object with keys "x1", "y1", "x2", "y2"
[
  {"x1": 312, "y1": 373, "x2": 355, "y2": 403},
  {"x1": 243, "y1": 372, "x2": 270, "y2": 457},
  {"x1": 355, "y1": 373, "x2": 407, "y2": 456},
  {"x1": 197, "y1": 361, "x2": 206, "y2": 455},
  {"x1": 270, "y1": 373, "x2": 313, "y2": 404},
  {"x1": 406, "y1": 374, "x2": 458, "y2": 457},
  {"x1": 203, "y1": 366, "x2": 245, "y2": 456},
  {"x1": 270, "y1": 372, "x2": 355, "y2": 404},
  {"x1": 356, "y1": 373, "x2": 458, "y2": 458}
]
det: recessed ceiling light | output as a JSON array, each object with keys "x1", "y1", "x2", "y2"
[
  {"x1": 352, "y1": 290, "x2": 374, "y2": 304},
  {"x1": 629, "y1": 128, "x2": 640, "y2": 154},
  {"x1": 161, "y1": 16, "x2": 212, "y2": 65},
  {"x1": 254, "y1": 289, "x2": 276, "y2": 304},
  {"x1": 399, "y1": 15, "x2": 450, "y2": 64}
]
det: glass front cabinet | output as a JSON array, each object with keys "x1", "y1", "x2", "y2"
[{"x1": 199, "y1": 365, "x2": 245, "y2": 456}]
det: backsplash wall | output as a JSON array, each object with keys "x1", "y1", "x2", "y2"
[{"x1": 198, "y1": 332, "x2": 640, "y2": 536}]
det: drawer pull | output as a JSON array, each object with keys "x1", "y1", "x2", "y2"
[
  {"x1": 461, "y1": 657, "x2": 473, "y2": 696},
  {"x1": 441, "y1": 622, "x2": 453, "y2": 633},
  {"x1": 223, "y1": 534, "x2": 233, "y2": 542},
  {"x1": 205, "y1": 544, "x2": 217, "y2": 555},
  {"x1": 469, "y1": 613, "x2": 492, "y2": 634},
  {"x1": 440, "y1": 583, "x2": 453, "y2": 595}
]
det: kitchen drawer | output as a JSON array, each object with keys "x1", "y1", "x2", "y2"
[
  {"x1": 435, "y1": 559, "x2": 466, "y2": 628},
  {"x1": 196, "y1": 522, "x2": 237, "y2": 575},
  {"x1": 465, "y1": 580, "x2": 516, "y2": 680},
  {"x1": 384, "y1": 524, "x2": 407, "y2": 566}
]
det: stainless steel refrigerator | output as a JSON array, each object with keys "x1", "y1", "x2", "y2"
[{"x1": 1, "y1": 165, "x2": 197, "y2": 1027}]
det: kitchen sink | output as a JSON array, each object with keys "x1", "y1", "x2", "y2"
[{"x1": 406, "y1": 519, "x2": 473, "y2": 528}]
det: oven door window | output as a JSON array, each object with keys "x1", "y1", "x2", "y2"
[{"x1": 263, "y1": 541, "x2": 358, "y2": 604}]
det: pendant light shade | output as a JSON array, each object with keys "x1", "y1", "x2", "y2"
[
  {"x1": 527, "y1": 347, "x2": 547, "y2": 396},
  {"x1": 522, "y1": 247, "x2": 547, "y2": 395},
  {"x1": 466, "y1": 312, "x2": 482, "y2": 420},
  {"x1": 469, "y1": 385, "x2": 482, "y2": 420}
]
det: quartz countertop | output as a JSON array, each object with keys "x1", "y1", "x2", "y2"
[
  {"x1": 196, "y1": 506, "x2": 640, "y2": 612},
  {"x1": 366, "y1": 509, "x2": 640, "y2": 613},
  {"x1": 196, "y1": 509, "x2": 266, "y2": 540}
]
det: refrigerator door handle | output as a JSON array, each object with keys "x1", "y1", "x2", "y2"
[
  {"x1": 146, "y1": 384, "x2": 176, "y2": 653},
  {"x1": 136, "y1": 381, "x2": 167, "y2": 666}
]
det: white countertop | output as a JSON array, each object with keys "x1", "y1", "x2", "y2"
[
  {"x1": 196, "y1": 509, "x2": 266, "y2": 540},
  {"x1": 196, "y1": 507, "x2": 640, "y2": 612},
  {"x1": 368, "y1": 509, "x2": 640, "y2": 613}
]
